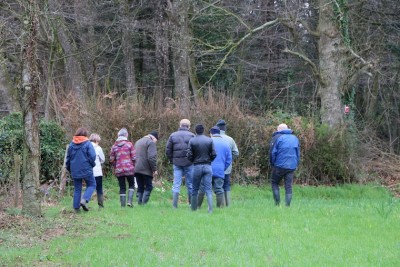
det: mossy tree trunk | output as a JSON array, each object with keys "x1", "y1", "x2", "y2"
[{"x1": 20, "y1": 0, "x2": 42, "y2": 217}]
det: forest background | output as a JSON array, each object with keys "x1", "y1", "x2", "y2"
[{"x1": 0, "y1": 0, "x2": 399, "y2": 217}]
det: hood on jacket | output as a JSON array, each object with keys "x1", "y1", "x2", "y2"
[{"x1": 72, "y1": 136, "x2": 89, "y2": 144}]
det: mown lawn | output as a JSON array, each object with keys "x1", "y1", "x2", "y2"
[{"x1": 0, "y1": 180, "x2": 399, "y2": 266}]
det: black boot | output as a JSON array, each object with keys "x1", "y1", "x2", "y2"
[
  {"x1": 197, "y1": 192, "x2": 205, "y2": 208},
  {"x1": 216, "y1": 193, "x2": 225, "y2": 208},
  {"x1": 285, "y1": 193, "x2": 292, "y2": 207},
  {"x1": 137, "y1": 192, "x2": 143, "y2": 205},
  {"x1": 142, "y1": 190, "x2": 151, "y2": 204},
  {"x1": 98, "y1": 194, "x2": 104, "y2": 208},
  {"x1": 172, "y1": 192, "x2": 179, "y2": 208},
  {"x1": 191, "y1": 195, "x2": 198, "y2": 211},
  {"x1": 273, "y1": 188, "x2": 280, "y2": 206},
  {"x1": 120, "y1": 194, "x2": 126, "y2": 207},
  {"x1": 127, "y1": 189, "x2": 134, "y2": 207}
]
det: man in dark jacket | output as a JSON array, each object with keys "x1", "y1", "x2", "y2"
[
  {"x1": 269, "y1": 123, "x2": 300, "y2": 206},
  {"x1": 134, "y1": 131, "x2": 158, "y2": 205},
  {"x1": 187, "y1": 124, "x2": 216, "y2": 213},
  {"x1": 166, "y1": 119, "x2": 195, "y2": 208},
  {"x1": 66, "y1": 127, "x2": 97, "y2": 212}
]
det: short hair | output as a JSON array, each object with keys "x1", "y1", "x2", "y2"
[
  {"x1": 118, "y1": 128, "x2": 128, "y2": 137},
  {"x1": 180, "y1": 119, "x2": 191, "y2": 128},
  {"x1": 195, "y1": 124, "x2": 204, "y2": 134},
  {"x1": 277, "y1": 123, "x2": 288, "y2": 131},
  {"x1": 74, "y1": 127, "x2": 89, "y2": 137},
  {"x1": 89, "y1": 133, "x2": 101, "y2": 142}
]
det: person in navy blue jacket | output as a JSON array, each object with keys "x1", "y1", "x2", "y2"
[
  {"x1": 66, "y1": 127, "x2": 97, "y2": 212},
  {"x1": 269, "y1": 123, "x2": 300, "y2": 206}
]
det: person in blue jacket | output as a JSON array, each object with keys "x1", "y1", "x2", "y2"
[
  {"x1": 269, "y1": 123, "x2": 300, "y2": 206},
  {"x1": 66, "y1": 127, "x2": 97, "y2": 213},
  {"x1": 210, "y1": 126, "x2": 232, "y2": 208}
]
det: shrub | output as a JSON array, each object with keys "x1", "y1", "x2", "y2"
[{"x1": 0, "y1": 113, "x2": 67, "y2": 184}]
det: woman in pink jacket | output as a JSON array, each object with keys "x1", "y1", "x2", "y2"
[{"x1": 110, "y1": 128, "x2": 136, "y2": 207}]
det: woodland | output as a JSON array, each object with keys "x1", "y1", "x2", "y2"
[{"x1": 0, "y1": 0, "x2": 399, "y2": 217}]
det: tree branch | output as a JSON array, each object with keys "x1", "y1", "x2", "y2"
[{"x1": 282, "y1": 48, "x2": 320, "y2": 78}]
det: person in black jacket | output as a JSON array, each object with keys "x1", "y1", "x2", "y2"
[
  {"x1": 166, "y1": 119, "x2": 195, "y2": 208},
  {"x1": 187, "y1": 124, "x2": 216, "y2": 213}
]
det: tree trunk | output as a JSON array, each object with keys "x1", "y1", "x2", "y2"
[
  {"x1": 20, "y1": 0, "x2": 42, "y2": 217},
  {"x1": 155, "y1": 0, "x2": 172, "y2": 99},
  {"x1": 168, "y1": 0, "x2": 191, "y2": 115},
  {"x1": 0, "y1": 54, "x2": 20, "y2": 113},
  {"x1": 48, "y1": 0, "x2": 86, "y2": 99},
  {"x1": 121, "y1": 1, "x2": 137, "y2": 97},
  {"x1": 318, "y1": 0, "x2": 345, "y2": 128}
]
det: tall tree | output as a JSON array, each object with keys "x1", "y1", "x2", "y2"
[{"x1": 20, "y1": 0, "x2": 42, "y2": 217}]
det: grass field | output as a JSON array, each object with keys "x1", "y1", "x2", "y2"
[{"x1": 0, "y1": 180, "x2": 399, "y2": 266}]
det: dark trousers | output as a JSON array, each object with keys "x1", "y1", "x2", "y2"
[
  {"x1": 117, "y1": 175, "x2": 135, "y2": 194},
  {"x1": 135, "y1": 173, "x2": 153, "y2": 193},
  {"x1": 95, "y1": 176, "x2": 103, "y2": 195},
  {"x1": 271, "y1": 167, "x2": 294, "y2": 194}
]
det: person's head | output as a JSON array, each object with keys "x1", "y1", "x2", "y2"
[
  {"x1": 209, "y1": 126, "x2": 220, "y2": 136},
  {"x1": 216, "y1": 119, "x2": 226, "y2": 131},
  {"x1": 118, "y1": 128, "x2": 128, "y2": 137},
  {"x1": 89, "y1": 133, "x2": 101, "y2": 143},
  {"x1": 74, "y1": 127, "x2": 89, "y2": 137},
  {"x1": 180, "y1": 119, "x2": 191, "y2": 129},
  {"x1": 195, "y1": 124, "x2": 204, "y2": 135},
  {"x1": 277, "y1": 123, "x2": 288, "y2": 131},
  {"x1": 149, "y1": 131, "x2": 159, "y2": 142}
]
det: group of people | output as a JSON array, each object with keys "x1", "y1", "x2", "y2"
[
  {"x1": 66, "y1": 128, "x2": 158, "y2": 212},
  {"x1": 65, "y1": 119, "x2": 300, "y2": 213}
]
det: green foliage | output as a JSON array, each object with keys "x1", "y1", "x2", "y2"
[
  {"x1": 301, "y1": 124, "x2": 357, "y2": 184},
  {"x1": 0, "y1": 113, "x2": 67, "y2": 184}
]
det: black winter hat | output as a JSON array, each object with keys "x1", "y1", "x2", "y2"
[
  {"x1": 149, "y1": 131, "x2": 159, "y2": 140},
  {"x1": 210, "y1": 126, "x2": 220, "y2": 135},
  {"x1": 216, "y1": 119, "x2": 226, "y2": 131}
]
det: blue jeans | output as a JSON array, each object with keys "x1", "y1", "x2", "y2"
[
  {"x1": 172, "y1": 165, "x2": 193, "y2": 196},
  {"x1": 223, "y1": 173, "x2": 231, "y2": 192},
  {"x1": 73, "y1": 175, "x2": 96, "y2": 209},
  {"x1": 271, "y1": 167, "x2": 294, "y2": 194},
  {"x1": 212, "y1": 177, "x2": 224, "y2": 195},
  {"x1": 192, "y1": 164, "x2": 212, "y2": 197}
]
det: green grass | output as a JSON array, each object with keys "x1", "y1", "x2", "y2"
[{"x1": 0, "y1": 179, "x2": 399, "y2": 266}]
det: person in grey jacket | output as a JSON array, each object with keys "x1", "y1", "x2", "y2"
[
  {"x1": 166, "y1": 119, "x2": 195, "y2": 208},
  {"x1": 187, "y1": 124, "x2": 216, "y2": 213},
  {"x1": 134, "y1": 131, "x2": 158, "y2": 205},
  {"x1": 216, "y1": 119, "x2": 239, "y2": 206}
]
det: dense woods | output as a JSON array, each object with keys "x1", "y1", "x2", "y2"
[{"x1": 0, "y1": 1, "x2": 399, "y2": 214}]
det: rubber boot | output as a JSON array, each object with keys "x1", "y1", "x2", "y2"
[
  {"x1": 98, "y1": 194, "x2": 104, "y2": 208},
  {"x1": 224, "y1": 191, "x2": 231, "y2": 207},
  {"x1": 172, "y1": 192, "x2": 179, "y2": 208},
  {"x1": 191, "y1": 195, "x2": 198, "y2": 211},
  {"x1": 272, "y1": 188, "x2": 280, "y2": 206},
  {"x1": 197, "y1": 192, "x2": 205, "y2": 208},
  {"x1": 142, "y1": 190, "x2": 151, "y2": 204},
  {"x1": 120, "y1": 194, "x2": 126, "y2": 207},
  {"x1": 206, "y1": 192, "x2": 213, "y2": 214},
  {"x1": 127, "y1": 189, "x2": 134, "y2": 207},
  {"x1": 285, "y1": 193, "x2": 292, "y2": 207},
  {"x1": 216, "y1": 193, "x2": 225, "y2": 208},
  {"x1": 137, "y1": 192, "x2": 143, "y2": 205}
]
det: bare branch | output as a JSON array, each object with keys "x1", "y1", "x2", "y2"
[{"x1": 283, "y1": 48, "x2": 320, "y2": 78}]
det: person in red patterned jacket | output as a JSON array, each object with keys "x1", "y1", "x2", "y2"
[{"x1": 110, "y1": 128, "x2": 136, "y2": 207}]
